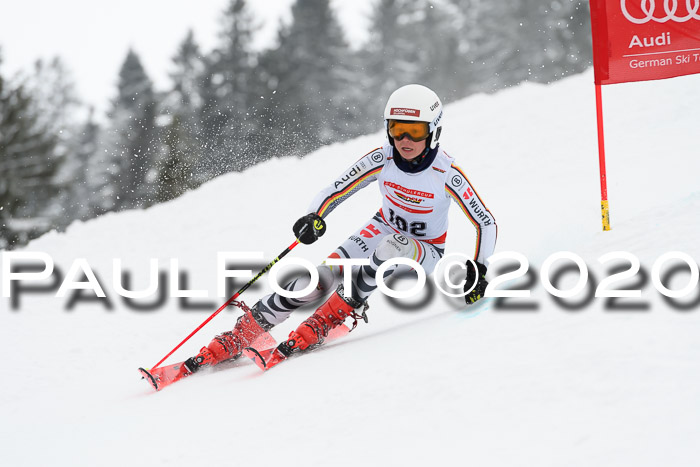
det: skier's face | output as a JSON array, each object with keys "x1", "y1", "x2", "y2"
[{"x1": 394, "y1": 136, "x2": 427, "y2": 161}]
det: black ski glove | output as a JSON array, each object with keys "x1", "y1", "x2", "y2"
[
  {"x1": 293, "y1": 213, "x2": 326, "y2": 245},
  {"x1": 464, "y1": 260, "x2": 488, "y2": 305}
]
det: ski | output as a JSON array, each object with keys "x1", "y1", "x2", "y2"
[
  {"x1": 140, "y1": 329, "x2": 278, "y2": 391},
  {"x1": 140, "y1": 321, "x2": 355, "y2": 390},
  {"x1": 139, "y1": 362, "x2": 192, "y2": 391},
  {"x1": 243, "y1": 323, "x2": 351, "y2": 371},
  {"x1": 242, "y1": 346, "x2": 279, "y2": 370}
]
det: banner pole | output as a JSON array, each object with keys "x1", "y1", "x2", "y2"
[{"x1": 594, "y1": 83, "x2": 611, "y2": 231}]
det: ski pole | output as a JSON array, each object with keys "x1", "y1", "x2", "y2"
[{"x1": 150, "y1": 238, "x2": 303, "y2": 370}]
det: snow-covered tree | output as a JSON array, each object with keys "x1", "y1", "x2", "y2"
[
  {"x1": 413, "y1": 1, "x2": 466, "y2": 103},
  {"x1": 169, "y1": 29, "x2": 205, "y2": 118},
  {"x1": 156, "y1": 113, "x2": 201, "y2": 203},
  {"x1": 100, "y1": 49, "x2": 158, "y2": 211},
  {"x1": 65, "y1": 108, "x2": 101, "y2": 221},
  {"x1": 22, "y1": 57, "x2": 93, "y2": 229},
  {"x1": 0, "y1": 51, "x2": 60, "y2": 248},
  {"x1": 449, "y1": 0, "x2": 592, "y2": 92},
  {"x1": 198, "y1": 0, "x2": 260, "y2": 177},
  {"x1": 259, "y1": 0, "x2": 363, "y2": 156},
  {"x1": 156, "y1": 30, "x2": 206, "y2": 201},
  {"x1": 363, "y1": 0, "x2": 416, "y2": 119},
  {"x1": 363, "y1": 0, "x2": 465, "y2": 116}
]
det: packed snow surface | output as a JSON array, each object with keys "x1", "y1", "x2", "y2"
[{"x1": 2, "y1": 70, "x2": 699, "y2": 466}]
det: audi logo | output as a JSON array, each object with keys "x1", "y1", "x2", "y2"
[{"x1": 621, "y1": 0, "x2": 700, "y2": 24}]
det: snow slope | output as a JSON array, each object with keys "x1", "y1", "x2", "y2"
[{"x1": 2, "y1": 70, "x2": 699, "y2": 467}]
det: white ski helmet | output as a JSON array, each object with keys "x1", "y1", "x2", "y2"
[{"x1": 384, "y1": 84, "x2": 443, "y2": 149}]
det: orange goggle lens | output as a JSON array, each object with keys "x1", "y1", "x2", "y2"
[{"x1": 388, "y1": 120, "x2": 430, "y2": 142}]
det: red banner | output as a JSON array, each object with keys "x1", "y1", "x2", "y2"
[{"x1": 590, "y1": 0, "x2": 700, "y2": 84}]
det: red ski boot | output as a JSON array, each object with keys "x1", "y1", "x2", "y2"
[
  {"x1": 246, "y1": 286, "x2": 368, "y2": 370},
  {"x1": 287, "y1": 286, "x2": 366, "y2": 352},
  {"x1": 184, "y1": 304, "x2": 272, "y2": 373}
]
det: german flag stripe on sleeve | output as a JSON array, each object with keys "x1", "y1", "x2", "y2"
[
  {"x1": 317, "y1": 166, "x2": 383, "y2": 217},
  {"x1": 445, "y1": 185, "x2": 482, "y2": 260},
  {"x1": 450, "y1": 165, "x2": 490, "y2": 207}
]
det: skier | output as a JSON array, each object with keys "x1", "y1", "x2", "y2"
[{"x1": 184, "y1": 84, "x2": 497, "y2": 373}]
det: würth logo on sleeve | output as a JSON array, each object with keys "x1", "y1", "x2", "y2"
[{"x1": 390, "y1": 108, "x2": 421, "y2": 117}]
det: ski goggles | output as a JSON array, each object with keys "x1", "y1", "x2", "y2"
[{"x1": 388, "y1": 120, "x2": 430, "y2": 142}]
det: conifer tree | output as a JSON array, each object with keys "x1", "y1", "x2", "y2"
[
  {"x1": 66, "y1": 108, "x2": 100, "y2": 221},
  {"x1": 449, "y1": 0, "x2": 592, "y2": 92},
  {"x1": 414, "y1": 1, "x2": 465, "y2": 103},
  {"x1": 24, "y1": 57, "x2": 88, "y2": 228},
  {"x1": 363, "y1": 0, "x2": 415, "y2": 120},
  {"x1": 0, "y1": 51, "x2": 59, "y2": 248},
  {"x1": 554, "y1": 0, "x2": 593, "y2": 77},
  {"x1": 170, "y1": 29, "x2": 205, "y2": 117},
  {"x1": 157, "y1": 113, "x2": 200, "y2": 203},
  {"x1": 157, "y1": 30, "x2": 205, "y2": 200},
  {"x1": 199, "y1": 0, "x2": 259, "y2": 177},
  {"x1": 260, "y1": 0, "x2": 362, "y2": 156},
  {"x1": 102, "y1": 49, "x2": 158, "y2": 210}
]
